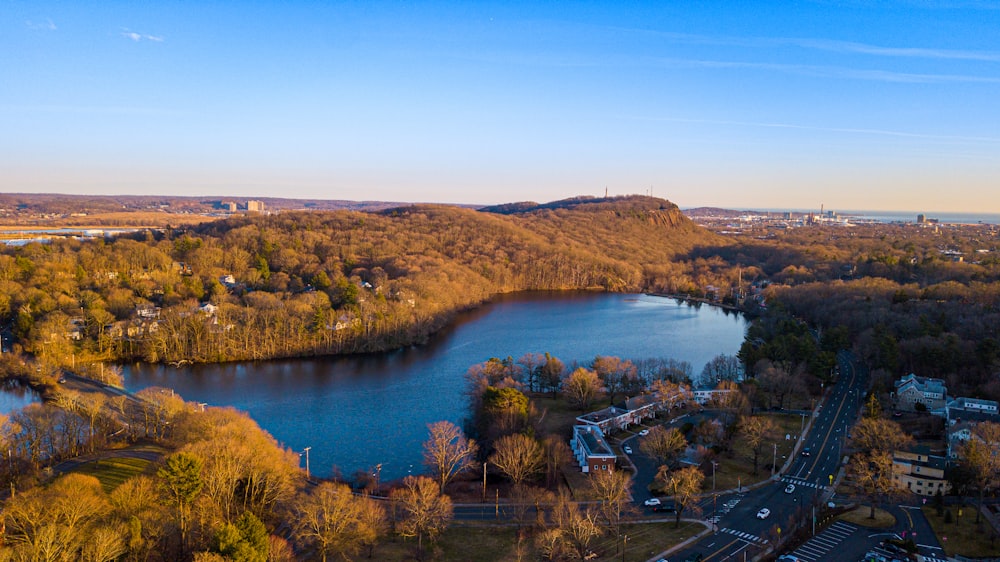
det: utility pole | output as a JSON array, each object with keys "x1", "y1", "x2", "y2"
[
  {"x1": 302, "y1": 446, "x2": 311, "y2": 479},
  {"x1": 772, "y1": 443, "x2": 777, "y2": 477},
  {"x1": 482, "y1": 461, "x2": 487, "y2": 503}
]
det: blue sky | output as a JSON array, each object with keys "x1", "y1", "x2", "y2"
[{"x1": 2, "y1": 1, "x2": 999, "y2": 212}]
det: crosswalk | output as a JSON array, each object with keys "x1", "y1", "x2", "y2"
[
  {"x1": 789, "y1": 520, "x2": 858, "y2": 561},
  {"x1": 719, "y1": 527, "x2": 769, "y2": 545},
  {"x1": 781, "y1": 476, "x2": 828, "y2": 490}
]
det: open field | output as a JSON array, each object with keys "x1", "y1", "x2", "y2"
[
  {"x1": 922, "y1": 505, "x2": 1000, "y2": 559},
  {"x1": 376, "y1": 520, "x2": 703, "y2": 562},
  {"x1": 63, "y1": 442, "x2": 169, "y2": 493}
]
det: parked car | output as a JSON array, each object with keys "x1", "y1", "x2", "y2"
[
  {"x1": 652, "y1": 502, "x2": 677, "y2": 513},
  {"x1": 639, "y1": 429, "x2": 650, "y2": 436},
  {"x1": 784, "y1": 484, "x2": 795, "y2": 494},
  {"x1": 644, "y1": 497, "x2": 661, "y2": 507},
  {"x1": 756, "y1": 508, "x2": 770, "y2": 519},
  {"x1": 624, "y1": 446, "x2": 633, "y2": 454}
]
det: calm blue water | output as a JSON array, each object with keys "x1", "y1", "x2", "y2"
[
  {"x1": 0, "y1": 380, "x2": 40, "y2": 414},
  {"x1": 123, "y1": 292, "x2": 746, "y2": 480},
  {"x1": 740, "y1": 208, "x2": 1000, "y2": 225},
  {"x1": 843, "y1": 211, "x2": 1000, "y2": 225}
]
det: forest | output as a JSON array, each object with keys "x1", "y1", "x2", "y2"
[
  {"x1": 0, "y1": 196, "x2": 722, "y2": 367},
  {"x1": 3, "y1": 194, "x2": 1000, "y2": 560}
]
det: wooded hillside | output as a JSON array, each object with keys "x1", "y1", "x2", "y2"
[{"x1": 1, "y1": 195, "x2": 723, "y2": 366}]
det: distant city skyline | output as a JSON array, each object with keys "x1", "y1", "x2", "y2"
[{"x1": 3, "y1": 1, "x2": 999, "y2": 213}]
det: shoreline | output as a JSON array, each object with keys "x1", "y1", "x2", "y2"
[{"x1": 647, "y1": 292, "x2": 746, "y2": 313}]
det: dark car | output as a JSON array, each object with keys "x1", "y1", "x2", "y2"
[
  {"x1": 801, "y1": 447, "x2": 811, "y2": 457},
  {"x1": 684, "y1": 554, "x2": 704, "y2": 562},
  {"x1": 652, "y1": 502, "x2": 677, "y2": 513}
]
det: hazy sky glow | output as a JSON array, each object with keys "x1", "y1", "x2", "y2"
[{"x1": 2, "y1": 1, "x2": 999, "y2": 212}]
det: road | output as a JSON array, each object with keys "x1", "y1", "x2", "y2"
[{"x1": 664, "y1": 350, "x2": 868, "y2": 562}]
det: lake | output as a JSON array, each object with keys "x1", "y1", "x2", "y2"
[
  {"x1": 0, "y1": 380, "x2": 40, "y2": 415},
  {"x1": 123, "y1": 292, "x2": 747, "y2": 481}
]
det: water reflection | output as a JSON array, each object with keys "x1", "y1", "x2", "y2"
[
  {"x1": 0, "y1": 380, "x2": 40, "y2": 414},
  {"x1": 124, "y1": 292, "x2": 747, "y2": 480}
]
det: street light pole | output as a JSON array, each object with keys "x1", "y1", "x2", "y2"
[
  {"x1": 302, "y1": 446, "x2": 311, "y2": 479},
  {"x1": 375, "y1": 463, "x2": 382, "y2": 495},
  {"x1": 772, "y1": 443, "x2": 777, "y2": 477},
  {"x1": 713, "y1": 494, "x2": 718, "y2": 534},
  {"x1": 482, "y1": 461, "x2": 488, "y2": 503},
  {"x1": 712, "y1": 460, "x2": 718, "y2": 490}
]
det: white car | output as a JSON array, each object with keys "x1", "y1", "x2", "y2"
[
  {"x1": 623, "y1": 446, "x2": 633, "y2": 454},
  {"x1": 644, "y1": 498, "x2": 661, "y2": 507},
  {"x1": 784, "y1": 484, "x2": 795, "y2": 494},
  {"x1": 756, "y1": 508, "x2": 770, "y2": 519},
  {"x1": 639, "y1": 429, "x2": 650, "y2": 436}
]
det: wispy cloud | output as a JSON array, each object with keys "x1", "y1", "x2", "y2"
[
  {"x1": 616, "y1": 28, "x2": 1000, "y2": 63},
  {"x1": 26, "y1": 18, "x2": 57, "y2": 31},
  {"x1": 646, "y1": 56, "x2": 1000, "y2": 84},
  {"x1": 779, "y1": 38, "x2": 1000, "y2": 63},
  {"x1": 121, "y1": 28, "x2": 164, "y2": 42}
]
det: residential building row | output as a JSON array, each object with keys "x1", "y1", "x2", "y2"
[{"x1": 889, "y1": 373, "x2": 1000, "y2": 496}]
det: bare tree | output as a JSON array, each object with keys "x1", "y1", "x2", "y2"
[
  {"x1": 699, "y1": 353, "x2": 743, "y2": 386},
  {"x1": 961, "y1": 421, "x2": 1000, "y2": 523},
  {"x1": 542, "y1": 435, "x2": 572, "y2": 488},
  {"x1": 848, "y1": 450, "x2": 898, "y2": 519},
  {"x1": 562, "y1": 367, "x2": 604, "y2": 410},
  {"x1": 755, "y1": 360, "x2": 799, "y2": 410},
  {"x1": 649, "y1": 379, "x2": 692, "y2": 412},
  {"x1": 639, "y1": 426, "x2": 688, "y2": 468},
  {"x1": 588, "y1": 469, "x2": 633, "y2": 542},
  {"x1": 739, "y1": 415, "x2": 776, "y2": 476},
  {"x1": 291, "y1": 481, "x2": 380, "y2": 562},
  {"x1": 850, "y1": 417, "x2": 913, "y2": 453},
  {"x1": 551, "y1": 492, "x2": 603, "y2": 560},
  {"x1": 422, "y1": 421, "x2": 479, "y2": 491},
  {"x1": 389, "y1": 475, "x2": 453, "y2": 555},
  {"x1": 517, "y1": 352, "x2": 545, "y2": 393},
  {"x1": 593, "y1": 355, "x2": 637, "y2": 404},
  {"x1": 490, "y1": 433, "x2": 545, "y2": 485},
  {"x1": 655, "y1": 465, "x2": 704, "y2": 528}
]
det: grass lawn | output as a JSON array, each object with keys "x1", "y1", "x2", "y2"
[
  {"x1": 374, "y1": 521, "x2": 702, "y2": 562},
  {"x1": 67, "y1": 442, "x2": 168, "y2": 493},
  {"x1": 838, "y1": 506, "x2": 896, "y2": 528},
  {"x1": 533, "y1": 394, "x2": 605, "y2": 439},
  {"x1": 711, "y1": 413, "x2": 806, "y2": 491},
  {"x1": 922, "y1": 505, "x2": 1000, "y2": 559}
]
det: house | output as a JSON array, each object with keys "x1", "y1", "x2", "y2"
[
  {"x1": 576, "y1": 405, "x2": 636, "y2": 434},
  {"x1": 693, "y1": 387, "x2": 733, "y2": 405},
  {"x1": 136, "y1": 305, "x2": 160, "y2": 319},
  {"x1": 947, "y1": 397, "x2": 1000, "y2": 423},
  {"x1": 894, "y1": 374, "x2": 947, "y2": 413},
  {"x1": 570, "y1": 425, "x2": 617, "y2": 474},
  {"x1": 891, "y1": 446, "x2": 951, "y2": 497},
  {"x1": 576, "y1": 386, "x2": 692, "y2": 433},
  {"x1": 947, "y1": 421, "x2": 977, "y2": 459}
]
